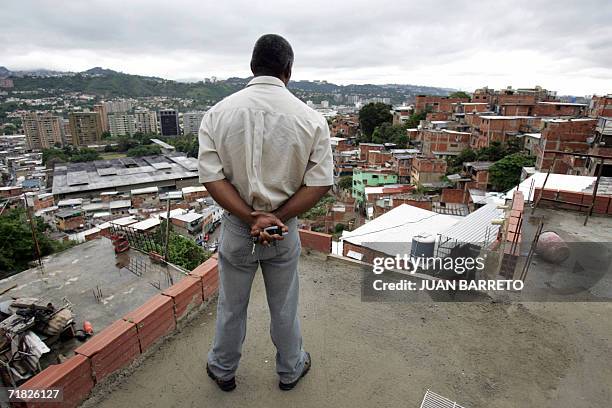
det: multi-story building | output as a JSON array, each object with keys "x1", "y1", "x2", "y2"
[
  {"x1": 391, "y1": 106, "x2": 413, "y2": 125},
  {"x1": 472, "y1": 87, "x2": 495, "y2": 105},
  {"x1": 55, "y1": 209, "x2": 84, "y2": 232},
  {"x1": 182, "y1": 112, "x2": 205, "y2": 135},
  {"x1": 587, "y1": 117, "x2": 612, "y2": 177},
  {"x1": 104, "y1": 99, "x2": 133, "y2": 113},
  {"x1": 415, "y1": 95, "x2": 470, "y2": 119},
  {"x1": 330, "y1": 136, "x2": 354, "y2": 153},
  {"x1": 22, "y1": 112, "x2": 64, "y2": 150},
  {"x1": 330, "y1": 115, "x2": 359, "y2": 137},
  {"x1": 68, "y1": 112, "x2": 103, "y2": 146},
  {"x1": 93, "y1": 103, "x2": 109, "y2": 132},
  {"x1": 0, "y1": 78, "x2": 14, "y2": 88},
  {"x1": 410, "y1": 156, "x2": 447, "y2": 185},
  {"x1": 467, "y1": 115, "x2": 542, "y2": 149},
  {"x1": 416, "y1": 129, "x2": 471, "y2": 157},
  {"x1": 359, "y1": 143, "x2": 384, "y2": 162},
  {"x1": 534, "y1": 118, "x2": 598, "y2": 173},
  {"x1": 134, "y1": 110, "x2": 158, "y2": 134},
  {"x1": 462, "y1": 161, "x2": 494, "y2": 191},
  {"x1": 367, "y1": 150, "x2": 392, "y2": 166},
  {"x1": 61, "y1": 119, "x2": 72, "y2": 145},
  {"x1": 158, "y1": 109, "x2": 180, "y2": 136},
  {"x1": 533, "y1": 102, "x2": 587, "y2": 117},
  {"x1": 352, "y1": 167, "x2": 399, "y2": 205},
  {"x1": 108, "y1": 113, "x2": 137, "y2": 137},
  {"x1": 590, "y1": 95, "x2": 612, "y2": 118}
]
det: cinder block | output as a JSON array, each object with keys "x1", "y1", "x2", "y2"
[
  {"x1": 190, "y1": 257, "x2": 218, "y2": 279},
  {"x1": 124, "y1": 294, "x2": 176, "y2": 352},
  {"x1": 203, "y1": 274, "x2": 220, "y2": 299},
  {"x1": 162, "y1": 276, "x2": 203, "y2": 320},
  {"x1": 512, "y1": 191, "x2": 525, "y2": 211},
  {"x1": 75, "y1": 319, "x2": 139, "y2": 382},
  {"x1": 17, "y1": 354, "x2": 94, "y2": 408},
  {"x1": 558, "y1": 190, "x2": 582, "y2": 204},
  {"x1": 298, "y1": 229, "x2": 332, "y2": 253}
]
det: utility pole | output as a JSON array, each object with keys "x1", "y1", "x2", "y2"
[
  {"x1": 24, "y1": 197, "x2": 43, "y2": 269},
  {"x1": 164, "y1": 197, "x2": 171, "y2": 261}
]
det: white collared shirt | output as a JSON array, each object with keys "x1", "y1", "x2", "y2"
[{"x1": 198, "y1": 76, "x2": 333, "y2": 212}]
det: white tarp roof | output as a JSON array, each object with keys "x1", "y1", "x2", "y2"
[
  {"x1": 182, "y1": 186, "x2": 207, "y2": 194},
  {"x1": 505, "y1": 173, "x2": 596, "y2": 202},
  {"x1": 131, "y1": 217, "x2": 161, "y2": 231},
  {"x1": 341, "y1": 204, "x2": 459, "y2": 255},
  {"x1": 110, "y1": 216, "x2": 138, "y2": 226},
  {"x1": 131, "y1": 186, "x2": 158, "y2": 195}
]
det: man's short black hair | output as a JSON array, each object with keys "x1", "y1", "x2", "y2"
[{"x1": 250, "y1": 34, "x2": 294, "y2": 78}]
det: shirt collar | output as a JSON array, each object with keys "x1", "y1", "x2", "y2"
[{"x1": 246, "y1": 76, "x2": 286, "y2": 88}]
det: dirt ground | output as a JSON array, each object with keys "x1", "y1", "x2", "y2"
[{"x1": 81, "y1": 250, "x2": 612, "y2": 408}]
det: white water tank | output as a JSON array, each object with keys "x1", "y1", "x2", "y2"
[{"x1": 411, "y1": 234, "x2": 436, "y2": 258}]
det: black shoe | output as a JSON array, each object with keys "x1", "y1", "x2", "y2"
[
  {"x1": 279, "y1": 352, "x2": 311, "y2": 391},
  {"x1": 206, "y1": 364, "x2": 236, "y2": 392}
]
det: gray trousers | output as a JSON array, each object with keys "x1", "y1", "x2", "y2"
[{"x1": 207, "y1": 212, "x2": 307, "y2": 384}]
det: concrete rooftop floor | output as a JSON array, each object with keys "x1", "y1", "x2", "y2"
[
  {"x1": 0, "y1": 238, "x2": 185, "y2": 363},
  {"x1": 82, "y1": 250, "x2": 612, "y2": 408}
]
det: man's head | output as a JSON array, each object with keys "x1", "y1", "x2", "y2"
[{"x1": 250, "y1": 34, "x2": 293, "y2": 85}]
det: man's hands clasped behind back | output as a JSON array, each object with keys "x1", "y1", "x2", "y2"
[{"x1": 250, "y1": 211, "x2": 289, "y2": 245}]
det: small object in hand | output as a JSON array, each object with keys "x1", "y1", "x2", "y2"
[{"x1": 264, "y1": 226, "x2": 287, "y2": 236}]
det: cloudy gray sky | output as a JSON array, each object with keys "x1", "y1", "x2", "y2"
[{"x1": 2, "y1": 0, "x2": 611, "y2": 95}]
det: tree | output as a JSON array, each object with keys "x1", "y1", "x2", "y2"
[
  {"x1": 358, "y1": 102, "x2": 392, "y2": 140},
  {"x1": 163, "y1": 135, "x2": 199, "y2": 158},
  {"x1": 402, "y1": 110, "x2": 427, "y2": 129},
  {"x1": 476, "y1": 141, "x2": 506, "y2": 161},
  {"x1": 127, "y1": 145, "x2": 161, "y2": 157},
  {"x1": 149, "y1": 221, "x2": 211, "y2": 271},
  {"x1": 449, "y1": 91, "x2": 471, "y2": 100},
  {"x1": 371, "y1": 122, "x2": 409, "y2": 146},
  {"x1": 42, "y1": 148, "x2": 69, "y2": 166},
  {"x1": 338, "y1": 176, "x2": 353, "y2": 192},
  {"x1": 302, "y1": 195, "x2": 335, "y2": 220},
  {"x1": 0, "y1": 208, "x2": 66, "y2": 277},
  {"x1": 446, "y1": 148, "x2": 477, "y2": 174},
  {"x1": 42, "y1": 146, "x2": 100, "y2": 165},
  {"x1": 166, "y1": 234, "x2": 210, "y2": 271},
  {"x1": 117, "y1": 136, "x2": 140, "y2": 152},
  {"x1": 489, "y1": 153, "x2": 535, "y2": 191},
  {"x1": 70, "y1": 148, "x2": 100, "y2": 162}
]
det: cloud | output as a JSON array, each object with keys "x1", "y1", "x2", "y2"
[{"x1": 1, "y1": 0, "x2": 611, "y2": 95}]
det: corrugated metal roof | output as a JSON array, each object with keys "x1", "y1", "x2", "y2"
[{"x1": 439, "y1": 202, "x2": 504, "y2": 244}]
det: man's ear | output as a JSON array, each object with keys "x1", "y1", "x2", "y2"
[{"x1": 283, "y1": 65, "x2": 292, "y2": 85}]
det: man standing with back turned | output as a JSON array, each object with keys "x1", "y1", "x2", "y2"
[{"x1": 198, "y1": 34, "x2": 333, "y2": 392}]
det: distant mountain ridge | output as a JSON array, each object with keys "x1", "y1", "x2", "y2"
[{"x1": 0, "y1": 66, "x2": 455, "y2": 102}]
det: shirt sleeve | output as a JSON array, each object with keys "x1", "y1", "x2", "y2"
[
  {"x1": 198, "y1": 112, "x2": 226, "y2": 183},
  {"x1": 303, "y1": 116, "x2": 334, "y2": 186}
]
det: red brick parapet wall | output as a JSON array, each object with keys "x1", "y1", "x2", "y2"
[
  {"x1": 299, "y1": 229, "x2": 332, "y2": 253},
  {"x1": 500, "y1": 191, "x2": 524, "y2": 278},
  {"x1": 534, "y1": 187, "x2": 612, "y2": 215},
  {"x1": 16, "y1": 231, "x2": 332, "y2": 407}
]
